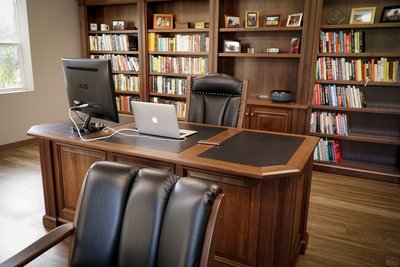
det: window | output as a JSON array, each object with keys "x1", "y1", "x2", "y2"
[{"x1": 0, "y1": 0, "x2": 33, "y2": 93}]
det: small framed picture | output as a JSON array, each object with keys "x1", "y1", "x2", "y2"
[
  {"x1": 381, "y1": 5, "x2": 400, "y2": 22},
  {"x1": 286, "y1": 13, "x2": 303, "y2": 27},
  {"x1": 89, "y1": 23, "x2": 97, "y2": 31},
  {"x1": 112, "y1": 20, "x2": 125, "y2": 30},
  {"x1": 245, "y1": 11, "x2": 259, "y2": 28},
  {"x1": 154, "y1": 14, "x2": 173, "y2": 30},
  {"x1": 349, "y1": 7, "x2": 376, "y2": 24},
  {"x1": 289, "y1": 37, "x2": 301, "y2": 53},
  {"x1": 225, "y1": 15, "x2": 241, "y2": 28},
  {"x1": 264, "y1": 14, "x2": 281, "y2": 26},
  {"x1": 223, "y1": 40, "x2": 241, "y2": 53}
]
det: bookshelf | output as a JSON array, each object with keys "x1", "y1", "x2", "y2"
[
  {"x1": 144, "y1": 0, "x2": 213, "y2": 119},
  {"x1": 309, "y1": 0, "x2": 400, "y2": 183},
  {"x1": 214, "y1": 0, "x2": 315, "y2": 133},
  {"x1": 79, "y1": 1, "x2": 143, "y2": 114}
]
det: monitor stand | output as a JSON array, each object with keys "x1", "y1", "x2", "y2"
[{"x1": 71, "y1": 115, "x2": 105, "y2": 133}]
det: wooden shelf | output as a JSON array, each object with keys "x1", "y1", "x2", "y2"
[
  {"x1": 320, "y1": 22, "x2": 400, "y2": 30},
  {"x1": 148, "y1": 72, "x2": 203, "y2": 78},
  {"x1": 148, "y1": 28, "x2": 209, "y2": 33},
  {"x1": 89, "y1": 30, "x2": 139, "y2": 34},
  {"x1": 90, "y1": 51, "x2": 139, "y2": 55},
  {"x1": 149, "y1": 92, "x2": 186, "y2": 100},
  {"x1": 315, "y1": 80, "x2": 400, "y2": 87},
  {"x1": 113, "y1": 70, "x2": 139, "y2": 75},
  {"x1": 219, "y1": 26, "x2": 303, "y2": 32},
  {"x1": 317, "y1": 52, "x2": 400, "y2": 58},
  {"x1": 309, "y1": 132, "x2": 400, "y2": 145},
  {"x1": 115, "y1": 90, "x2": 140, "y2": 96},
  {"x1": 148, "y1": 51, "x2": 209, "y2": 56},
  {"x1": 218, "y1": 52, "x2": 301, "y2": 58},
  {"x1": 311, "y1": 105, "x2": 400, "y2": 115}
]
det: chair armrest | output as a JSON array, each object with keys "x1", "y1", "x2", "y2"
[{"x1": 0, "y1": 222, "x2": 75, "y2": 267}]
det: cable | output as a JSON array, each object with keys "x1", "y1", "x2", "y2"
[{"x1": 68, "y1": 107, "x2": 187, "y2": 142}]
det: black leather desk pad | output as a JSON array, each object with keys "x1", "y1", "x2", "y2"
[
  {"x1": 198, "y1": 131, "x2": 305, "y2": 167},
  {"x1": 107, "y1": 123, "x2": 226, "y2": 154}
]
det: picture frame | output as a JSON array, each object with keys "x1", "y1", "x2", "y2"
[
  {"x1": 289, "y1": 37, "x2": 301, "y2": 53},
  {"x1": 112, "y1": 20, "x2": 125, "y2": 30},
  {"x1": 326, "y1": 8, "x2": 346, "y2": 24},
  {"x1": 89, "y1": 23, "x2": 98, "y2": 31},
  {"x1": 154, "y1": 14, "x2": 173, "y2": 30},
  {"x1": 225, "y1": 15, "x2": 241, "y2": 28},
  {"x1": 264, "y1": 14, "x2": 281, "y2": 26},
  {"x1": 381, "y1": 5, "x2": 400, "y2": 22},
  {"x1": 349, "y1": 7, "x2": 376, "y2": 24},
  {"x1": 286, "y1": 13, "x2": 303, "y2": 27},
  {"x1": 245, "y1": 11, "x2": 259, "y2": 28},
  {"x1": 223, "y1": 40, "x2": 241, "y2": 53}
]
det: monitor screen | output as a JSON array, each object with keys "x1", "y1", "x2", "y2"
[{"x1": 61, "y1": 58, "x2": 119, "y2": 132}]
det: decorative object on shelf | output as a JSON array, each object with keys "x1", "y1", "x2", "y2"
[
  {"x1": 270, "y1": 90, "x2": 293, "y2": 103},
  {"x1": 194, "y1": 21, "x2": 209, "y2": 28},
  {"x1": 154, "y1": 14, "x2": 173, "y2": 29},
  {"x1": 225, "y1": 15, "x2": 240, "y2": 28},
  {"x1": 286, "y1": 13, "x2": 303, "y2": 27},
  {"x1": 289, "y1": 37, "x2": 301, "y2": 53},
  {"x1": 257, "y1": 94, "x2": 269, "y2": 100},
  {"x1": 264, "y1": 14, "x2": 281, "y2": 26},
  {"x1": 247, "y1": 48, "x2": 255, "y2": 53},
  {"x1": 245, "y1": 11, "x2": 259, "y2": 28},
  {"x1": 89, "y1": 23, "x2": 97, "y2": 31},
  {"x1": 100, "y1": 24, "x2": 109, "y2": 31},
  {"x1": 175, "y1": 22, "x2": 189, "y2": 29},
  {"x1": 266, "y1": 47, "x2": 279, "y2": 53},
  {"x1": 326, "y1": 8, "x2": 346, "y2": 24},
  {"x1": 112, "y1": 20, "x2": 125, "y2": 30},
  {"x1": 349, "y1": 7, "x2": 376, "y2": 24},
  {"x1": 223, "y1": 40, "x2": 241, "y2": 53},
  {"x1": 381, "y1": 5, "x2": 400, "y2": 22}
]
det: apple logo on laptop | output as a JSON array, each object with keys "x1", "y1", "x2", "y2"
[{"x1": 152, "y1": 116, "x2": 158, "y2": 124}]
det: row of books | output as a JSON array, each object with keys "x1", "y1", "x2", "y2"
[
  {"x1": 149, "y1": 55, "x2": 208, "y2": 75},
  {"x1": 91, "y1": 54, "x2": 139, "y2": 72},
  {"x1": 316, "y1": 57, "x2": 399, "y2": 83},
  {"x1": 116, "y1": 96, "x2": 140, "y2": 113},
  {"x1": 149, "y1": 97, "x2": 186, "y2": 118},
  {"x1": 313, "y1": 83, "x2": 365, "y2": 108},
  {"x1": 89, "y1": 34, "x2": 138, "y2": 52},
  {"x1": 113, "y1": 74, "x2": 140, "y2": 92},
  {"x1": 319, "y1": 30, "x2": 365, "y2": 53},
  {"x1": 310, "y1": 111, "x2": 349, "y2": 136},
  {"x1": 148, "y1": 33, "x2": 209, "y2": 53},
  {"x1": 149, "y1": 76, "x2": 187, "y2": 95},
  {"x1": 314, "y1": 138, "x2": 342, "y2": 164}
]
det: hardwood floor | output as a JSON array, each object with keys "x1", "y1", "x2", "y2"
[{"x1": 0, "y1": 143, "x2": 399, "y2": 266}]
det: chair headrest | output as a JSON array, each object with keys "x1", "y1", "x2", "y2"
[{"x1": 192, "y1": 74, "x2": 243, "y2": 96}]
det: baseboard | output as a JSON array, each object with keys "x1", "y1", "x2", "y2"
[{"x1": 0, "y1": 138, "x2": 37, "y2": 152}]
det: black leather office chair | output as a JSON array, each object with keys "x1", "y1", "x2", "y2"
[
  {"x1": 1, "y1": 161, "x2": 223, "y2": 267},
  {"x1": 185, "y1": 73, "x2": 248, "y2": 128}
]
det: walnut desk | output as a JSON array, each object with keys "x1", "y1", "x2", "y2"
[{"x1": 28, "y1": 119, "x2": 318, "y2": 267}]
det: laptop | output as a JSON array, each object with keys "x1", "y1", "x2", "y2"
[{"x1": 130, "y1": 101, "x2": 197, "y2": 139}]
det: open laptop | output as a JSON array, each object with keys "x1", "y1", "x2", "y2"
[{"x1": 131, "y1": 101, "x2": 197, "y2": 139}]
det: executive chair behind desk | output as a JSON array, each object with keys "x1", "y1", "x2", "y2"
[
  {"x1": 1, "y1": 162, "x2": 223, "y2": 267},
  {"x1": 185, "y1": 73, "x2": 248, "y2": 128}
]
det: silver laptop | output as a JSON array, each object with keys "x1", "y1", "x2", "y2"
[{"x1": 131, "y1": 101, "x2": 197, "y2": 139}]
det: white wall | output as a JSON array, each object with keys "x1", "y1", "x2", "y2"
[{"x1": 0, "y1": 0, "x2": 81, "y2": 145}]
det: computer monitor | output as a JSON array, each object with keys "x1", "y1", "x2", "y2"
[{"x1": 61, "y1": 58, "x2": 119, "y2": 132}]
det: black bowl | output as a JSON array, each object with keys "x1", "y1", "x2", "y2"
[{"x1": 270, "y1": 90, "x2": 292, "y2": 103}]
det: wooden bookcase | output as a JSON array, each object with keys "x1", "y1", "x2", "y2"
[{"x1": 308, "y1": 0, "x2": 400, "y2": 183}]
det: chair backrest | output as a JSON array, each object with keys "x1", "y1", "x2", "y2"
[
  {"x1": 186, "y1": 73, "x2": 248, "y2": 128},
  {"x1": 69, "y1": 161, "x2": 223, "y2": 267}
]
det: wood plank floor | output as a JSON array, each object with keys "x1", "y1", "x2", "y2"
[{"x1": 0, "y1": 143, "x2": 399, "y2": 267}]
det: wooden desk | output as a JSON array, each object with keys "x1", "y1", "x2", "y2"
[{"x1": 28, "y1": 120, "x2": 318, "y2": 267}]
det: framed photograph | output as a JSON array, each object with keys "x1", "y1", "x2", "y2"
[
  {"x1": 225, "y1": 15, "x2": 241, "y2": 28},
  {"x1": 264, "y1": 14, "x2": 281, "y2": 26},
  {"x1": 289, "y1": 37, "x2": 301, "y2": 53},
  {"x1": 286, "y1": 13, "x2": 303, "y2": 27},
  {"x1": 326, "y1": 8, "x2": 346, "y2": 24},
  {"x1": 112, "y1": 20, "x2": 125, "y2": 30},
  {"x1": 349, "y1": 7, "x2": 376, "y2": 24},
  {"x1": 245, "y1": 11, "x2": 259, "y2": 28},
  {"x1": 89, "y1": 23, "x2": 97, "y2": 31},
  {"x1": 223, "y1": 40, "x2": 241, "y2": 53},
  {"x1": 154, "y1": 14, "x2": 173, "y2": 30},
  {"x1": 381, "y1": 5, "x2": 400, "y2": 22}
]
